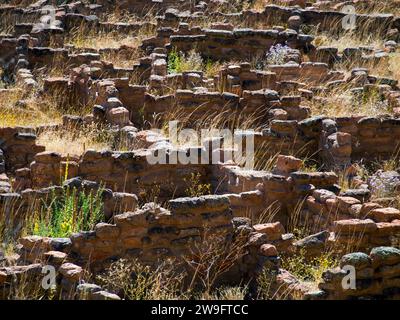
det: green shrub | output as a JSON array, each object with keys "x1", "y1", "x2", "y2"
[
  {"x1": 184, "y1": 172, "x2": 211, "y2": 197},
  {"x1": 281, "y1": 250, "x2": 338, "y2": 283},
  {"x1": 167, "y1": 48, "x2": 182, "y2": 74},
  {"x1": 167, "y1": 48, "x2": 222, "y2": 79},
  {"x1": 29, "y1": 187, "x2": 104, "y2": 238}
]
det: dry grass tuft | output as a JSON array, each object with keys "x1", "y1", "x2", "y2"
[
  {"x1": 66, "y1": 23, "x2": 156, "y2": 51},
  {"x1": 306, "y1": 83, "x2": 390, "y2": 118},
  {"x1": 0, "y1": 88, "x2": 63, "y2": 127},
  {"x1": 313, "y1": 32, "x2": 384, "y2": 53},
  {"x1": 36, "y1": 126, "x2": 113, "y2": 157}
]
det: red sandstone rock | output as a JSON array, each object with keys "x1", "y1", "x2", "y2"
[
  {"x1": 107, "y1": 107, "x2": 131, "y2": 126},
  {"x1": 274, "y1": 155, "x2": 302, "y2": 175},
  {"x1": 348, "y1": 204, "x2": 362, "y2": 217},
  {"x1": 95, "y1": 223, "x2": 120, "y2": 240},
  {"x1": 259, "y1": 244, "x2": 278, "y2": 257},
  {"x1": 360, "y1": 202, "x2": 383, "y2": 217},
  {"x1": 337, "y1": 196, "x2": 361, "y2": 213},
  {"x1": 253, "y1": 222, "x2": 285, "y2": 241},
  {"x1": 333, "y1": 219, "x2": 377, "y2": 235},
  {"x1": 376, "y1": 220, "x2": 400, "y2": 236},
  {"x1": 369, "y1": 207, "x2": 400, "y2": 222},
  {"x1": 306, "y1": 196, "x2": 328, "y2": 214},
  {"x1": 34, "y1": 151, "x2": 62, "y2": 164},
  {"x1": 59, "y1": 263, "x2": 83, "y2": 282},
  {"x1": 44, "y1": 251, "x2": 67, "y2": 265},
  {"x1": 336, "y1": 132, "x2": 352, "y2": 145},
  {"x1": 19, "y1": 236, "x2": 52, "y2": 251}
]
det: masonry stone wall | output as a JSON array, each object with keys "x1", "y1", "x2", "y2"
[
  {"x1": 307, "y1": 247, "x2": 400, "y2": 300},
  {"x1": 2, "y1": 0, "x2": 400, "y2": 301},
  {"x1": 169, "y1": 28, "x2": 313, "y2": 61},
  {"x1": 0, "y1": 127, "x2": 44, "y2": 172},
  {"x1": 13, "y1": 196, "x2": 279, "y2": 289}
]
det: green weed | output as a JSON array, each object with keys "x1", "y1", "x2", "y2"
[
  {"x1": 28, "y1": 187, "x2": 104, "y2": 238},
  {"x1": 184, "y1": 173, "x2": 212, "y2": 197}
]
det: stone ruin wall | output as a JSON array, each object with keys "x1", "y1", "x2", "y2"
[
  {"x1": 2, "y1": 1, "x2": 400, "y2": 300},
  {"x1": 6, "y1": 194, "x2": 280, "y2": 295},
  {"x1": 4, "y1": 115, "x2": 400, "y2": 217},
  {"x1": 307, "y1": 247, "x2": 400, "y2": 300}
]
